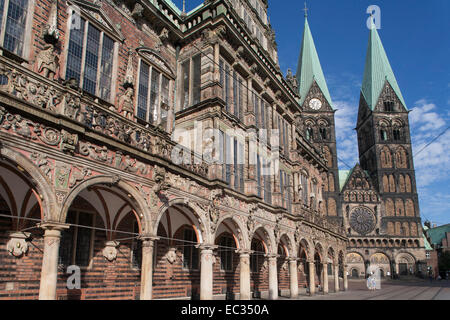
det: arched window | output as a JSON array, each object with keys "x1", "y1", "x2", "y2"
[
  {"x1": 380, "y1": 129, "x2": 388, "y2": 141},
  {"x1": 319, "y1": 127, "x2": 327, "y2": 140},
  {"x1": 306, "y1": 127, "x2": 314, "y2": 141}
]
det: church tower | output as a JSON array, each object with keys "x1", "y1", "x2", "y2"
[
  {"x1": 346, "y1": 18, "x2": 426, "y2": 277},
  {"x1": 357, "y1": 19, "x2": 422, "y2": 237},
  {"x1": 296, "y1": 13, "x2": 341, "y2": 223}
]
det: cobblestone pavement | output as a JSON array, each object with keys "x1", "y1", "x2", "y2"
[{"x1": 282, "y1": 279, "x2": 450, "y2": 300}]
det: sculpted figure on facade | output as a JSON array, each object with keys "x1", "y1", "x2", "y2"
[
  {"x1": 118, "y1": 87, "x2": 135, "y2": 120},
  {"x1": 36, "y1": 45, "x2": 59, "y2": 80}
]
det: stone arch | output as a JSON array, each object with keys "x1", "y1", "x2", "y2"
[
  {"x1": 385, "y1": 198, "x2": 394, "y2": 216},
  {"x1": 387, "y1": 222, "x2": 395, "y2": 234},
  {"x1": 214, "y1": 213, "x2": 250, "y2": 250},
  {"x1": 251, "y1": 225, "x2": 275, "y2": 255},
  {"x1": 395, "y1": 251, "x2": 416, "y2": 275},
  {"x1": 395, "y1": 199, "x2": 405, "y2": 217},
  {"x1": 395, "y1": 146, "x2": 408, "y2": 169},
  {"x1": 395, "y1": 222, "x2": 402, "y2": 236},
  {"x1": 398, "y1": 175, "x2": 406, "y2": 193},
  {"x1": 0, "y1": 146, "x2": 57, "y2": 221},
  {"x1": 405, "y1": 199, "x2": 415, "y2": 217},
  {"x1": 368, "y1": 252, "x2": 390, "y2": 277},
  {"x1": 380, "y1": 146, "x2": 393, "y2": 168},
  {"x1": 298, "y1": 238, "x2": 312, "y2": 261},
  {"x1": 327, "y1": 246, "x2": 336, "y2": 265},
  {"x1": 382, "y1": 175, "x2": 389, "y2": 193},
  {"x1": 279, "y1": 233, "x2": 295, "y2": 258},
  {"x1": 410, "y1": 223, "x2": 418, "y2": 237},
  {"x1": 154, "y1": 197, "x2": 210, "y2": 244},
  {"x1": 402, "y1": 222, "x2": 410, "y2": 236},
  {"x1": 314, "y1": 242, "x2": 325, "y2": 262},
  {"x1": 389, "y1": 175, "x2": 396, "y2": 193},
  {"x1": 346, "y1": 252, "x2": 364, "y2": 278},
  {"x1": 61, "y1": 175, "x2": 151, "y2": 234},
  {"x1": 405, "y1": 175, "x2": 412, "y2": 193}
]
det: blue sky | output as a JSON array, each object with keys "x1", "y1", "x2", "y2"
[{"x1": 173, "y1": 0, "x2": 450, "y2": 226}]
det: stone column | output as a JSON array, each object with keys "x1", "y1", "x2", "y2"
[
  {"x1": 38, "y1": 222, "x2": 69, "y2": 300},
  {"x1": 323, "y1": 263, "x2": 329, "y2": 294},
  {"x1": 334, "y1": 264, "x2": 340, "y2": 292},
  {"x1": 309, "y1": 261, "x2": 315, "y2": 296},
  {"x1": 268, "y1": 255, "x2": 278, "y2": 300},
  {"x1": 238, "y1": 250, "x2": 251, "y2": 300},
  {"x1": 140, "y1": 236, "x2": 159, "y2": 300},
  {"x1": 343, "y1": 265, "x2": 348, "y2": 291},
  {"x1": 289, "y1": 258, "x2": 299, "y2": 298},
  {"x1": 200, "y1": 244, "x2": 216, "y2": 300}
]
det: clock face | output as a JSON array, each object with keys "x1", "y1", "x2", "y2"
[
  {"x1": 349, "y1": 206, "x2": 376, "y2": 235},
  {"x1": 309, "y1": 98, "x2": 322, "y2": 110}
]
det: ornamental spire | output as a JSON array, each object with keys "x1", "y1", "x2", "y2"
[
  {"x1": 296, "y1": 12, "x2": 333, "y2": 108},
  {"x1": 361, "y1": 20, "x2": 407, "y2": 110}
]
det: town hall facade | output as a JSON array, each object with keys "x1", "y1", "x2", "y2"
[{"x1": 0, "y1": 0, "x2": 424, "y2": 300}]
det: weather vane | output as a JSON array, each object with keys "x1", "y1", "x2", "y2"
[{"x1": 303, "y1": 2, "x2": 308, "y2": 18}]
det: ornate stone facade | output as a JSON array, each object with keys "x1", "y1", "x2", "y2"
[{"x1": 0, "y1": 0, "x2": 346, "y2": 300}]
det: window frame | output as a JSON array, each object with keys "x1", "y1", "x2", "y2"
[
  {"x1": 135, "y1": 56, "x2": 173, "y2": 127},
  {"x1": 178, "y1": 54, "x2": 202, "y2": 111},
  {"x1": 0, "y1": 0, "x2": 35, "y2": 60},
  {"x1": 63, "y1": 9, "x2": 119, "y2": 103}
]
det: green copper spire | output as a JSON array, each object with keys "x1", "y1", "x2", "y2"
[
  {"x1": 361, "y1": 19, "x2": 407, "y2": 110},
  {"x1": 296, "y1": 15, "x2": 333, "y2": 108}
]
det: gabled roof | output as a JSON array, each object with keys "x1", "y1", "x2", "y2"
[
  {"x1": 296, "y1": 16, "x2": 333, "y2": 108},
  {"x1": 338, "y1": 169, "x2": 352, "y2": 192},
  {"x1": 361, "y1": 19, "x2": 407, "y2": 110},
  {"x1": 424, "y1": 224, "x2": 450, "y2": 246}
]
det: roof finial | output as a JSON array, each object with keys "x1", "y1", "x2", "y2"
[
  {"x1": 183, "y1": 0, "x2": 186, "y2": 14},
  {"x1": 303, "y1": 2, "x2": 308, "y2": 18}
]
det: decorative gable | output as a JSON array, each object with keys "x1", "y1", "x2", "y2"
[
  {"x1": 68, "y1": 0, "x2": 124, "y2": 42},
  {"x1": 136, "y1": 47, "x2": 175, "y2": 78},
  {"x1": 373, "y1": 80, "x2": 408, "y2": 113},
  {"x1": 301, "y1": 80, "x2": 334, "y2": 112},
  {"x1": 342, "y1": 164, "x2": 380, "y2": 203}
]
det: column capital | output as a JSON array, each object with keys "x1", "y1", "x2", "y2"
[
  {"x1": 288, "y1": 257, "x2": 300, "y2": 262},
  {"x1": 138, "y1": 234, "x2": 159, "y2": 242},
  {"x1": 265, "y1": 254, "x2": 278, "y2": 260},
  {"x1": 236, "y1": 249, "x2": 252, "y2": 256},
  {"x1": 38, "y1": 221, "x2": 70, "y2": 232},
  {"x1": 197, "y1": 244, "x2": 218, "y2": 251}
]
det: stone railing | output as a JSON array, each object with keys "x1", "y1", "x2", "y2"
[
  {"x1": 294, "y1": 203, "x2": 344, "y2": 235},
  {"x1": 0, "y1": 57, "x2": 208, "y2": 177}
]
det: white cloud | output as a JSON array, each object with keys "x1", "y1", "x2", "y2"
[
  {"x1": 334, "y1": 99, "x2": 359, "y2": 169},
  {"x1": 410, "y1": 99, "x2": 450, "y2": 189}
]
